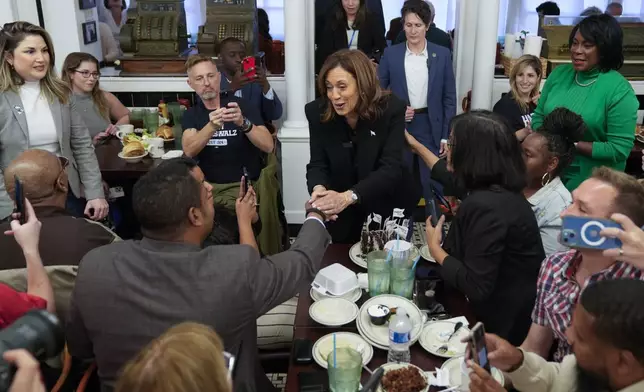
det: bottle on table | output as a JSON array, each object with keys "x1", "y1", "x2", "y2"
[{"x1": 387, "y1": 308, "x2": 411, "y2": 363}]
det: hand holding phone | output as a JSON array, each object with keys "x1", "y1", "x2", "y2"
[
  {"x1": 5, "y1": 197, "x2": 42, "y2": 255},
  {"x1": 463, "y1": 329, "x2": 524, "y2": 374},
  {"x1": 468, "y1": 322, "x2": 491, "y2": 372},
  {"x1": 242, "y1": 56, "x2": 258, "y2": 79},
  {"x1": 242, "y1": 167, "x2": 251, "y2": 196},
  {"x1": 13, "y1": 175, "x2": 26, "y2": 224}
]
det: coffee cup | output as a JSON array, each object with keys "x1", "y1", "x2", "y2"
[
  {"x1": 148, "y1": 137, "x2": 165, "y2": 158},
  {"x1": 116, "y1": 124, "x2": 134, "y2": 140}
]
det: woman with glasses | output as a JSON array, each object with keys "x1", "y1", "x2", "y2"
[
  {"x1": 0, "y1": 21, "x2": 108, "y2": 221},
  {"x1": 116, "y1": 322, "x2": 233, "y2": 392},
  {"x1": 62, "y1": 52, "x2": 130, "y2": 144}
]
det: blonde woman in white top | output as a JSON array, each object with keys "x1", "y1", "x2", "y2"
[
  {"x1": 0, "y1": 21, "x2": 107, "y2": 220},
  {"x1": 522, "y1": 107, "x2": 585, "y2": 256}
]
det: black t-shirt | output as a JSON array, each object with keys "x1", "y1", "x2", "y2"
[
  {"x1": 492, "y1": 93, "x2": 536, "y2": 133},
  {"x1": 181, "y1": 95, "x2": 264, "y2": 184}
]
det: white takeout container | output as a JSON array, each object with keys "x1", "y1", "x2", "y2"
[{"x1": 312, "y1": 263, "x2": 359, "y2": 297}]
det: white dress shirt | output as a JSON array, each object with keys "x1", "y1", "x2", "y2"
[
  {"x1": 404, "y1": 40, "x2": 429, "y2": 110},
  {"x1": 346, "y1": 21, "x2": 359, "y2": 50},
  {"x1": 19, "y1": 81, "x2": 60, "y2": 155}
]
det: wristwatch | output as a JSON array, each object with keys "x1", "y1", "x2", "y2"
[
  {"x1": 349, "y1": 190, "x2": 359, "y2": 204},
  {"x1": 241, "y1": 117, "x2": 253, "y2": 134}
]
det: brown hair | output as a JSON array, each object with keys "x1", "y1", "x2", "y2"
[
  {"x1": 509, "y1": 55, "x2": 542, "y2": 113},
  {"x1": 115, "y1": 322, "x2": 232, "y2": 392},
  {"x1": 61, "y1": 52, "x2": 109, "y2": 119},
  {"x1": 0, "y1": 21, "x2": 69, "y2": 103},
  {"x1": 185, "y1": 54, "x2": 218, "y2": 72},
  {"x1": 592, "y1": 167, "x2": 644, "y2": 227},
  {"x1": 317, "y1": 49, "x2": 390, "y2": 123}
]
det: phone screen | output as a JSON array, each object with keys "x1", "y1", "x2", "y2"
[
  {"x1": 14, "y1": 175, "x2": 26, "y2": 224},
  {"x1": 469, "y1": 322, "x2": 491, "y2": 372}
]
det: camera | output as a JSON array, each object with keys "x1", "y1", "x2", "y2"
[
  {"x1": 0, "y1": 310, "x2": 64, "y2": 391},
  {"x1": 561, "y1": 216, "x2": 622, "y2": 250}
]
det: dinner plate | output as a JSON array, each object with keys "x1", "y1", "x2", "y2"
[
  {"x1": 310, "y1": 287, "x2": 362, "y2": 303},
  {"x1": 376, "y1": 363, "x2": 430, "y2": 392},
  {"x1": 419, "y1": 320, "x2": 470, "y2": 358},
  {"x1": 441, "y1": 357, "x2": 505, "y2": 390},
  {"x1": 636, "y1": 134, "x2": 644, "y2": 144},
  {"x1": 350, "y1": 243, "x2": 422, "y2": 269},
  {"x1": 312, "y1": 332, "x2": 373, "y2": 369},
  {"x1": 357, "y1": 295, "x2": 424, "y2": 349},
  {"x1": 309, "y1": 298, "x2": 358, "y2": 327},
  {"x1": 419, "y1": 245, "x2": 435, "y2": 262}
]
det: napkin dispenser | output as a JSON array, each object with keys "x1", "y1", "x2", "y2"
[{"x1": 312, "y1": 263, "x2": 359, "y2": 296}]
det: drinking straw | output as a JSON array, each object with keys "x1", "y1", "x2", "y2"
[{"x1": 333, "y1": 333, "x2": 337, "y2": 368}]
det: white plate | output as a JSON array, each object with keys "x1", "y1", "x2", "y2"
[
  {"x1": 441, "y1": 357, "x2": 505, "y2": 390},
  {"x1": 419, "y1": 321, "x2": 470, "y2": 358},
  {"x1": 118, "y1": 151, "x2": 148, "y2": 163},
  {"x1": 637, "y1": 135, "x2": 644, "y2": 144},
  {"x1": 309, "y1": 298, "x2": 358, "y2": 327},
  {"x1": 310, "y1": 287, "x2": 362, "y2": 303},
  {"x1": 376, "y1": 363, "x2": 430, "y2": 392},
  {"x1": 419, "y1": 245, "x2": 435, "y2": 262},
  {"x1": 350, "y1": 242, "x2": 368, "y2": 269},
  {"x1": 312, "y1": 332, "x2": 373, "y2": 369},
  {"x1": 357, "y1": 295, "x2": 424, "y2": 349},
  {"x1": 350, "y1": 243, "x2": 421, "y2": 270},
  {"x1": 161, "y1": 150, "x2": 184, "y2": 160}
]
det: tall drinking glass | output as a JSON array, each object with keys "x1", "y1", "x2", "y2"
[
  {"x1": 327, "y1": 347, "x2": 362, "y2": 392},
  {"x1": 168, "y1": 102, "x2": 183, "y2": 149},
  {"x1": 144, "y1": 110, "x2": 159, "y2": 134},
  {"x1": 367, "y1": 250, "x2": 390, "y2": 297},
  {"x1": 390, "y1": 258, "x2": 416, "y2": 299}
]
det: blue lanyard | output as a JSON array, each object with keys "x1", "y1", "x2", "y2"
[{"x1": 348, "y1": 29, "x2": 357, "y2": 48}]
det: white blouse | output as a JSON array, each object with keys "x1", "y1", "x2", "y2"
[
  {"x1": 346, "y1": 20, "x2": 359, "y2": 50},
  {"x1": 19, "y1": 81, "x2": 60, "y2": 155}
]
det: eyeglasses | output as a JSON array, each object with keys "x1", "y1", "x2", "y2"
[{"x1": 74, "y1": 70, "x2": 101, "y2": 79}]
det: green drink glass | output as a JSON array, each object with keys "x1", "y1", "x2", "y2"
[
  {"x1": 367, "y1": 250, "x2": 390, "y2": 297},
  {"x1": 390, "y1": 258, "x2": 416, "y2": 299},
  {"x1": 327, "y1": 347, "x2": 362, "y2": 392}
]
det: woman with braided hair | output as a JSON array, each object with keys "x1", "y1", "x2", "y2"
[{"x1": 522, "y1": 107, "x2": 586, "y2": 256}]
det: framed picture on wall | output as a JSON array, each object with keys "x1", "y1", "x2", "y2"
[
  {"x1": 79, "y1": 0, "x2": 97, "y2": 9},
  {"x1": 82, "y1": 21, "x2": 98, "y2": 45}
]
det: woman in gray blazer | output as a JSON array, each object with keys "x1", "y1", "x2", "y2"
[{"x1": 0, "y1": 21, "x2": 107, "y2": 220}]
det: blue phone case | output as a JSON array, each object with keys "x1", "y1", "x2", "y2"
[{"x1": 561, "y1": 216, "x2": 622, "y2": 250}]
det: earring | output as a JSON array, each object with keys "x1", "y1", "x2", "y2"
[{"x1": 541, "y1": 172, "x2": 552, "y2": 187}]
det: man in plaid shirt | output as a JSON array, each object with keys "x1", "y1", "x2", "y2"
[{"x1": 521, "y1": 167, "x2": 644, "y2": 362}]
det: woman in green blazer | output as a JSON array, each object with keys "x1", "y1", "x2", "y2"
[{"x1": 530, "y1": 14, "x2": 638, "y2": 191}]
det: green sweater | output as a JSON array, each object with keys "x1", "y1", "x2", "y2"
[{"x1": 531, "y1": 64, "x2": 638, "y2": 191}]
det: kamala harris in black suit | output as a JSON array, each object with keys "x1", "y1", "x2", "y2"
[
  {"x1": 306, "y1": 49, "x2": 420, "y2": 244},
  {"x1": 316, "y1": 0, "x2": 386, "y2": 74}
]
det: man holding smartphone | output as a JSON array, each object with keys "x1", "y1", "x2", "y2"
[
  {"x1": 217, "y1": 37, "x2": 283, "y2": 125},
  {"x1": 181, "y1": 54, "x2": 274, "y2": 210},
  {"x1": 467, "y1": 279, "x2": 644, "y2": 392}
]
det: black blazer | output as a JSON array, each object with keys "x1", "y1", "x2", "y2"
[
  {"x1": 316, "y1": 10, "x2": 386, "y2": 73},
  {"x1": 432, "y1": 161, "x2": 545, "y2": 345},
  {"x1": 306, "y1": 95, "x2": 420, "y2": 244}
]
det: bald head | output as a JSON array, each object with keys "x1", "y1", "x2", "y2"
[{"x1": 4, "y1": 150, "x2": 68, "y2": 204}]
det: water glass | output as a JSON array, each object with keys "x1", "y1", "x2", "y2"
[
  {"x1": 143, "y1": 110, "x2": 159, "y2": 133},
  {"x1": 390, "y1": 259, "x2": 416, "y2": 299},
  {"x1": 327, "y1": 347, "x2": 362, "y2": 392},
  {"x1": 367, "y1": 250, "x2": 390, "y2": 297}
]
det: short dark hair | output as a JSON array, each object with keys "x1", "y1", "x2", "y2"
[
  {"x1": 450, "y1": 110, "x2": 526, "y2": 193},
  {"x1": 591, "y1": 167, "x2": 644, "y2": 227},
  {"x1": 132, "y1": 157, "x2": 202, "y2": 238},
  {"x1": 535, "y1": 108, "x2": 586, "y2": 177},
  {"x1": 581, "y1": 279, "x2": 644, "y2": 364},
  {"x1": 536, "y1": 1, "x2": 560, "y2": 15},
  {"x1": 606, "y1": 2, "x2": 623, "y2": 10},
  {"x1": 104, "y1": 0, "x2": 127, "y2": 10},
  {"x1": 401, "y1": 0, "x2": 432, "y2": 26},
  {"x1": 570, "y1": 14, "x2": 624, "y2": 71}
]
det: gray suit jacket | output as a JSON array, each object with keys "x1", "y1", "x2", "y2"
[
  {"x1": 66, "y1": 219, "x2": 331, "y2": 392},
  {"x1": 0, "y1": 91, "x2": 104, "y2": 219}
]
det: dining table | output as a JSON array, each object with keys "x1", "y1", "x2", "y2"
[
  {"x1": 94, "y1": 137, "x2": 165, "y2": 182},
  {"x1": 284, "y1": 243, "x2": 476, "y2": 392}
]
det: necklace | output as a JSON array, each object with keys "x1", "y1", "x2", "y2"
[{"x1": 575, "y1": 72, "x2": 598, "y2": 87}]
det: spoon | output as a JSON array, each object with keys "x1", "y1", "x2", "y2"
[{"x1": 437, "y1": 321, "x2": 463, "y2": 354}]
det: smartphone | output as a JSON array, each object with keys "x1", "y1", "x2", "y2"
[
  {"x1": 13, "y1": 175, "x2": 26, "y2": 224},
  {"x1": 242, "y1": 166, "x2": 251, "y2": 195},
  {"x1": 428, "y1": 199, "x2": 439, "y2": 226},
  {"x1": 561, "y1": 216, "x2": 622, "y2": 250},
  {"x1": 468, "y1": 322, "x2": 491, "y2": 372},
  {"x1": 242, "y1": 56, "x2": 257, "y2": 79},
  {"x1": 292, "y1": 339, "x2": 313, "y2": 365},
  {"x1": 223, "y1": 351, "x2": 236, "y2": 379}
]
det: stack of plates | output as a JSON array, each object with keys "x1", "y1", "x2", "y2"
[
  {"x1": 349, "y1": 243, "x2": 421, "y2": 269},
  {"x1": 355, "y1": 294, "x2": 424, "y2": 350},
  {"x1": 309, "y1": 287, "x2": 362, "y2": 303}
]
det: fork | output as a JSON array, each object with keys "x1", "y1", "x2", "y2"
[{"x1": 437, "y1": 321, "x2": 463, "y2": 354}]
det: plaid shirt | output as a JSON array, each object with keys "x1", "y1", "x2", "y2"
[{"x1": 532, "y1": 249, "x2": 643, "y2": 362}]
